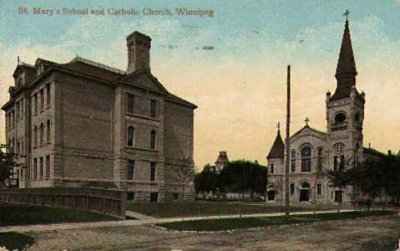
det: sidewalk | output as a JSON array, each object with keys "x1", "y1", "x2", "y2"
[{"x1": 0, "y1": 209, "x2": 355, "y2": 233}]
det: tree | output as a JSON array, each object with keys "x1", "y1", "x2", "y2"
[
  {"x1": 347, "y1": 154, "x2": 400, "y2": 206},
  {"x1": 0, "y1": 144, "x2": 17, "y2": 187},
  {"x1": 327, "y1": 164, "x2": 351, "y2": 213},
  {"x1": 194, "y1": 164, "x2": 219, "y2": 197},
  {"x1": 312, "y1": 152, "x2": 325, "y2": 213},
  {"x1": 381, "y1": 154, "x2": 400, "y2": 204},
  {"x1": 347, "y1": 158, "x2": 384, "y2": 208},
  {"x1": 219, "y1": 160, "x2": 268, "y2": 201}
]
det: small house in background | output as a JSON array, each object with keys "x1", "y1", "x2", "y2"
[{"x1": 215, "y1": 151, "x2": 229, "y2": 172}]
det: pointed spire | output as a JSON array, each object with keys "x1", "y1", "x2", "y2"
[
  {"x1": 331, "y1": 11, "x2": 358, "y2": 101},
  {"x1": 267, "y1": 125, "x2": 285, "y2": 159}
]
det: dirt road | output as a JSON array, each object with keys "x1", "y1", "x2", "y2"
[{"x1": 26, "y1": 215, "x2": 400, "y2": 251}]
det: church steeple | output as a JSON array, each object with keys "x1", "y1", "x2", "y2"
[
  {"x1": 267, "y1": 123, "x2": 285, "y2": 159},
  {"x1": 331, "y1": 11, "x2": 357, "y2": 101}
]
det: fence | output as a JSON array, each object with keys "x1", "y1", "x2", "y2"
[{"x1": 0, "y1": 188, "x2": 126, "y2": 219}]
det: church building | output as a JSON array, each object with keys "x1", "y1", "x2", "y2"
[
  {"x1": 266, "y1": 16, "x2": 380, "y2": 206},
  {"x1": 2, "y1": 31, "x2": 197, "y2": 202}
]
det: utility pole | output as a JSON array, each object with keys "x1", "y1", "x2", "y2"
[{"x1": 285, "y1": 65, "x2": 291, "y2": 216}]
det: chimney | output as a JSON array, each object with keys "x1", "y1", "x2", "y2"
[{"x1": 126, "y1": 31, "x2": 151, "y2": 74}]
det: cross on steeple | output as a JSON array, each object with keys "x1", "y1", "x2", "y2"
[
  {"x1": 343, "y1": 9, "x2": 350, "y2": 21},
  {"x1": 277, "y1": 122, "x2": 280, "y2": 133},
  {"x1": 304, "y1": 117, "x2": 310, "y2": 126}
]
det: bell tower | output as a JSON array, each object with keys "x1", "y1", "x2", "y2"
[
  {"x1": 326, "y1": 11, "x2": 365, "y2": 170},
  {"x1": 126, "y1": 31, "x2": 151, "y2": 74}
]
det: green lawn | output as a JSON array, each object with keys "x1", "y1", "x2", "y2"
[
  {"x1": 126, "y1": 201, "x2": 335, "y2": 218},
  {"x1": 157, "y1": 210, "x2": 394, "y2": 231},
  {"x1": 0, "y1": 232, "x2": 34, "y2": 250},
  {"x1": 0, "y1": 203, "x2": 119, "y2": 226}
]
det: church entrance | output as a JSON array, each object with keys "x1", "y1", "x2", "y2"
[
  {"x1": 267, "y1": 190, "x2": 275, "y2": 201},
  {"x1": 299, "y1": 182, "x2": 310, "y2": 202}
]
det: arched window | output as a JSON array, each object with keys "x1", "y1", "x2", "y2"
[
  {"x1": 47, "y1": 120, "x2": 51, "y2": 143},
  {"x1": 334, "y1": 112, "x2": 347, "y2": 123},
  {"x1": 150, "y1": 130, "x2": 156, "y2": 149},
  {"x1": 127, "y1": 126, "x2": 135, "y2": 146},
  {"x1": 333, "y1": 143, "x2": 345, "y2": 170},
  {"x1": 317, "y1": 147, "x2": 324, "y2": 172},
  {"x1": 301, "y1": 146, "x2": 311, "y2": 172},
  {"x1": 355, "y1": 112, "x2": 360, "y2": 122},
  {"x1": 40, "y1": 123, "x2": 44, "y2": 146},
  {"x1": 317, "y1": 184, "x2": 322, "y2": 196},
  {"x1": 290, "y1": 151, "x2": 296, "y2": 172},
  {"x1": 300, "y1": 182, "x2": 310, "y2": 202}
]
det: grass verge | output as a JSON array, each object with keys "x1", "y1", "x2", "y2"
[
  {"x1": 0, "y1": 232, "x2": 34, "y2": 250},
  {"x1": 126, "y1": 201, "x2": 333, "y2": 218},
  {"x1": 156, "y1": 210, "x2": 394, "y2": 231},
  {"x1": 0, "y1": 203, "x2": 119, "y2": 226}
]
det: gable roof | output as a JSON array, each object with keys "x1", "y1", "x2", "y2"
[
  {"x1": 120, "y1": 69, "x2": 197, "y2": 108},
  {"x1": 11, "y1": 56, "x2": 196, "y2": 109},
  {"x1": 267, "y1": 130, "x2": 285, "y2": 159},
  {"x1": 290, "y1": 124, "x2": 327, "y2": 140}
]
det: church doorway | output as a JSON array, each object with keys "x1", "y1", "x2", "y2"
[
  {"x1": 267, "y1": 190, "x2": 275, "y2": 201},
  {"x1": 299, "y1": 182, "x2": 310, "y2": 202}
]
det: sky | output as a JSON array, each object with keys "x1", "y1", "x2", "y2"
[{"x1": 0, "y1": 0, "x2": 400, "y2": 170}]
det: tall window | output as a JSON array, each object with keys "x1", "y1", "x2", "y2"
[
  {"x1": 340, "y1": 155, "x2": 345, "y2": 170},
  {"x1": 34, "y1": 126, "x2": 37, "y2": 148},
  {"x1": 11, "y1": 111, "x2": 14, "y2": 128},
  {"x1": 127, "y1": 126, "x2": 134, "y2": 146},
  {"x1": 33, "y1": 158, "x2": 37, "y2": 181},
  {"x1": 317, "y1": 184, "x2": 322, "y2": 196},
  {"x1": 16, "y1": 102, "x2": 19, "y2": 121},
  {"x1": 290, "y1": 183, "x2": 295, "y2": 195},
  {"x1": 334, "y1": 144, "x2": 345, "y2": 170},
  {"x1": 40, "y1": 123, "x2": 44, "y2": 146},
  {"x1": 16, "y1": 142, "x2": 20, "y2": 157},
  {"x1": 317, "y1": 147, "x2": 323, "y2": 171},
  {"x1": 150, "y1": 162, "x2": 157, "y2": 181},
  {"x1": 150, "y1": 99, "x2": 156, "y2": 118},
  {"x1": 290, "y1": 151, "x2": 296, "y2": 172},
  {"x1": 34, "y1": 94, "x2": 38, "y2": 114},
  {"x1": 150, "y1": 130, "x2": 156, "y2": 149},
  {"x1": 301, "y1": 146, "x2": 312, "y2": 172},
  {"x1": 20, "y1": 98, "x2": 24, "y2": 120},
  {"x1": 45, "y1": 155, "x2": 50, "y2": 180},
  {"x1": 127, "y1": 160, "x2": 135, "y2": 180},
  {"x1": 47, "y1": 120, "x2": 51, "y2": 143},
  {"x1": 46, "y1": 84, "x2": 51, "y2": 107},
  {"x1": 40, "y1": 89, "x2": 44, "y2": 111},
  {"x1": 127, "y1": 94, "x2": 135, "y2": 114},
  {"x1": 39, "y1": 157, "x2": 43, "y2": 180},
  {"x1": 270, "y1": 163, "x2": 274, "y2": 174}
]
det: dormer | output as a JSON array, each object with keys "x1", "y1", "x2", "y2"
[
  {"x1": 35, "y1": 58, "x2": 50, "y2": 77},
  {"x1": 12, "y1": 63, "x2": 36, "y2": 88}
]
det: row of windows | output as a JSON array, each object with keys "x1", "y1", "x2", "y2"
[
  {"x1": 127, "y1": 94, "x2": 157, "y2": 118},
  {"x1": 33, "y1": 84, "x2": 51, "y2": 115},
  {"x1": 33, "y1": 120, "x2": 51, "y2": 148},
  {"x1": 32, "y1": 156, "x2": 51, "y2": 181},
  {"x1": 6, "y1": 111, "x2": 15, "y2": 130},
  {"x1": 289, "y1": 183, "x2": 322, "y2": 196},
  {"x1": 127, "y1": 126, "x2": 157, "y2": 149},
  {"x1": 127, "y1": 160, "x2": 157, "y2": 181},
  {"x1": 6, "y1": 98, "x2": 24, "y2": 130}
]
